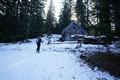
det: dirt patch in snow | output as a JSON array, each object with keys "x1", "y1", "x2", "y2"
[{"x1": 80, "y1": 52, "x2": 120, "y2": 78}]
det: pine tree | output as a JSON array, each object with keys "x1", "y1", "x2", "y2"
[
  {"x1": 46, "y1": 0, "x2": 55, "y2": 35},
  {"x1": 19, "y1": 0, "x2": 30, "y2": 38},
  {"x1": 2, "y1": 0, "x2": 23, "y2": 41},
  {"x1": 28, "y1": 0, "x2": 46, "y2": 38},
  {"x1": 92, "y1": 0, "x2": 111, "y2": 36},
  {"x1": 112, "y1": 0, "x2": 120, "y2": 37},
  {"x1": 0, "y1": 0, "x2": 46, "y2": 42},
  {"x1": 75, "y1": 0, "x2": 92, "y2": 34},
  {"x1": 58, "y1": 0, "x2": 72, "y2": 34},
  {"x1": 75, "y1": 0, "x2": 86, "y2": 27}
]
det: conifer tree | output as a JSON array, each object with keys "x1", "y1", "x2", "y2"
[
  {"x1": 46, "y1": 0, "x2": 55, "y2": 35},
  {"x1": 29, "y1": 0, "x2": 46, "y2": 38},
  {"x1": 75, "y1": 0, "x2": 86, "y2": 27},
  {"x1": 58, "y1": 0, "x2": 72, "y2": 33},
  {"x1": 0, "y1": 0, "x2": 46, "y2": 42}
]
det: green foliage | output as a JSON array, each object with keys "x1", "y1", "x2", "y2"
[
  {"x1": 112, "y1": 0, "x2": 120, "y2": 36},
  {"x1": 46, "y1": 0, "x2": 56, "y2": 35},
  {"x1": 0, "y1": 0, "x2": 46, "y2": 42},
  {"x1": 75, "y1": 0, "x2": 92, "y2": 34},
  {"x1": 91, "y1": 0, "x2": 120, "y2": 37},
  {"x1": 75, "y1": 0, "x2": 120, "y2": 37},
  {"x1": 75, "y1": 0, "x2": 86, "y2": 27},
  {"x1": 58, "y1": 0, "x2": 72, "y2": 34},
  {"x1": 29, "y1": 0, "x2": 46, "y2": 38}
]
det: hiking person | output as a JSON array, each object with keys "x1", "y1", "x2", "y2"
[{"x1": 36, "y1": 37, "x2": 43, "y2": 53}]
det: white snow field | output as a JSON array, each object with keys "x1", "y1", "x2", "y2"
[{"x1": 0, "y1": 35, "x2": 119, "y2": 80}]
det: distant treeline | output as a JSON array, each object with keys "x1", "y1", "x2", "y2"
[
  {"x1": 75, "y1": 0, "x2": 120, "y2": 37},
  {"x1": 0, "y1": 0, "x2": 120, "y2": 42},
  {"x1": 0, "y1": 0, "x2": 46, "y2": 42}
]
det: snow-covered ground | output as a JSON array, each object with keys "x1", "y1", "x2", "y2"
[
  {"x1": 75, "y1": 43, "x2": 120, "y2": 56},
  {"x1": 0, "y1": 35, "x2": 119, "y2": 80}
]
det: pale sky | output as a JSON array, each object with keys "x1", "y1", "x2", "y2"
[
  {"x1": 44, "y1": 0, "x2": 63, "y2": 21},
  {"x1": 44, "y1": 0, "x2": 77, "y2": 21}
]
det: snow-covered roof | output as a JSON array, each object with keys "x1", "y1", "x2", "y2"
[{"x1": 84, "y1": 36, "x2": 99, "y2": 39}]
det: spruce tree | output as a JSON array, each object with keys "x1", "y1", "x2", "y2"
[
  {"x1": 92, "y1": 0, "x2": 111, "y2": 36},
  {"x1": 75, "y1": 0, "x2": 86, "y2": 27},
  {"x1": 113, "y1": 0, "x2": 120, "y2": 37},
  {"x1": 46, "y1": 0, "x2": 55, "y2": 35},
  {"x1": 0, "y1": 0, "x2": 46, "y2": 42},
  {"x1": 29, "y1": 0, "x2": 46, "y2": 38},
  {"x1": 58, "y1": 0, "x2": 72, "y2": 34}
]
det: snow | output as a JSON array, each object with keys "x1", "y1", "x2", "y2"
[
  {"x1": 75, "y1": 44, "x2": 120, "y2": 55},
  {"x1": 0, "y1": 34, "x2": 119, "y2": 80}
]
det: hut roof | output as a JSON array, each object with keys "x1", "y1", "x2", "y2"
[{"x1": 62, "y1": 21, "x2": 88, "y2": 35}]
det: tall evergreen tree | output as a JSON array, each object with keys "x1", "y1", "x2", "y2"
[
  {"x1": 112, "y1": 0, "x2": 120, "y2": 37},
  {"x1": 75, "y1": 0, "x2": 92, "y2": 34},
  {"x1": 58, "y1": 0, "x2": 72, "y2": 34},
  {"x1": 0, "y1": 0, "x2": 46, "y2": 42},
  {"x1": 19, "y1": 0, "x2": 30, "y2": 38},
  {"x1": 46, "y1": 0, "x2": 55, "y2": 35},
  {"x1": 2, "y1": 0, "x2": 22, "y2": 41},
  {"x1": 29, "y1": 0, "x2": 46, "y2": 38},
  {"x1": 92, "y1": 0, "x2": 111, "y2": 36},
  {"x1": 75, "y1": 0, "x2": 86, "y2": 27}
]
